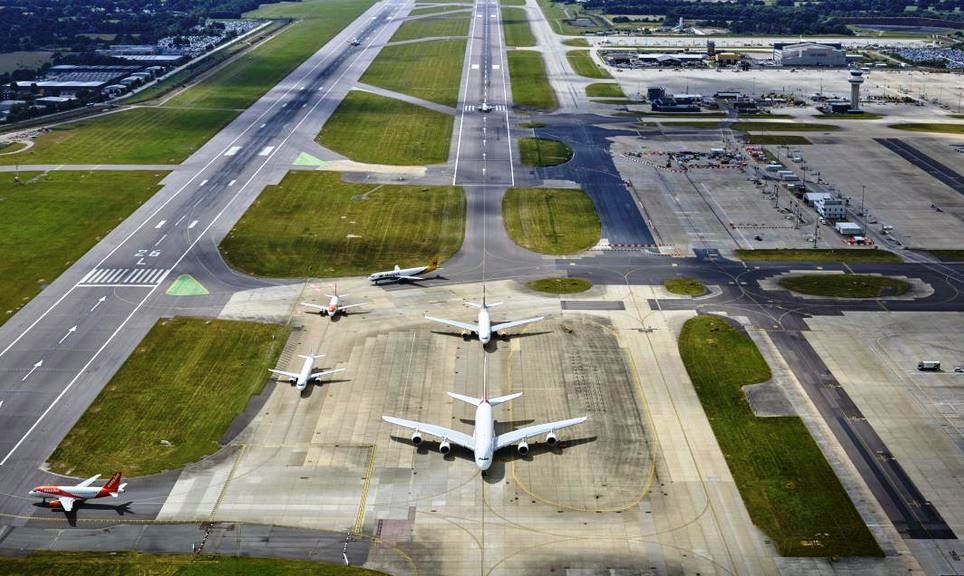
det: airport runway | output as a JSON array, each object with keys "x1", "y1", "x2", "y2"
[
  {"x1": 875, "y1": 138, "x2": 964, "y2": 196},
  {"x1": 0, "y1": 0, "x2": 415, "y2": 529}
]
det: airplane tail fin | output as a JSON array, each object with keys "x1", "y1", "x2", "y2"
[
  {"x1": 488, "y1": 392, "x2": 523, "y2": 407},
  {"x1": 297, "y1": 354, "x2": 325, "y2": 360},
  {"x1": 447, "y1": 392, "x2": 482, "y2": 407},
  {"x1": 426, "y1": 258, "x2": 439, "y2": 272},
  {"x1": 104, "y1": 472, "x2": 123, "y2": 496},
  {"x1": 394, "y1": 264, "x2": 401, "y2": 272}
]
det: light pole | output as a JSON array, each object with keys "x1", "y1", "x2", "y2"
[{"x1": 860, "y1": 184, "x2": 865, "y2": 217}]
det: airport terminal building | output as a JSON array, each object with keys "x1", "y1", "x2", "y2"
[{"x1": 774, "y1": 42, "x2": 847, "y2": 67}]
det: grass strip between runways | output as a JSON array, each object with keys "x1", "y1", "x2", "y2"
[
  {"x1": 501, "y1": 7, "x2": 536, "y2": 47},
  {"x1": 518, "y1": 136, "x2": 573, "y2": 166},
  {"x1": 507, "y1": 50, "x2": 557, "y2": 111},
  {"x1": 49, "y1": 318, "x2": 290, "y2": 477},
  {"x1": 361, "y1": 39, "x2": 466, "y2": 107},
  {"x1": 502, "y1": 187, "x2": 599, "y2": 254},
  {"x1": 221, "y1": 171, "x2": 464, "y2": 277},
  {"x1": 0, "y1": 171, "x2": 165, "y2": 328},
  {"x1": 0, "y1": 551, "x2": 386, "y2": 575},
  {"x1": 318, "y1": 90, "x2": 453, "y2": 165},
  {"x1": 566, "y1": 49, "x2": 611, "y2": 79},
  {"x1": 678, "y1": 315, "x2": 883, "y2": 557}
]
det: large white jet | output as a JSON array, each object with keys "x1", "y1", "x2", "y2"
[
  {"x1": 269, "y1": 354, "x2": 345, "y2": 391},
  {"x1": 368, "y1": 258, "x2": 440, "y2": 285},
  {"x1": 425, "y1": 289, "x2": 543, "y2": 345},
  {"x1": 382, "y1": 391, "x2": 587, "y2": 472},
  {"x1": 302, "y1": 285, "x2": 362, "y2": 319},
  {"x1": 29, "y1": 472, "x2": 127, "y2": 512}
]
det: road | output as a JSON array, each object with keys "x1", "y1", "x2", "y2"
[{"x1": 0, "y1": 0, "x2": 413, "y2": 528}]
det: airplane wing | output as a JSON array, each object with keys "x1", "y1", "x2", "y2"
[
  {"x1": 382, "y1": 416, "x2": 475, "y2": 450},
  {"x1": 268, "y1": 369, "x2": 300, "y2": 379},
  {"x1": 495, "y1": 416, "x2": 588, "y2": 450},
  {"x1": 300, "y1": 302, "x2": 325, "y2": 310},
  {"x1": 425, "y1": 316, "x2": 478, "y2": 333},
  {"x1": 398, "y1": 275, "x2": 425, "y2": 280},
  {"x1": 491, "y1": 316, "x2": 545, "y2": 333},
  {"x1": 76, "y1": 474, "x2": 101, "y2": 488},
  {"x1": 337, "y1": 303, "x2": 363, "y2": 311},
  {"x1": 58, "y1": 497, "x2": 76, "y2": 512},
  {"x1": 309, "y1": 368, "x2": 345, "y2": 381}
]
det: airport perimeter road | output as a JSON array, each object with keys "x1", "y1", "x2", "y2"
[
  {"x1": 444, "y1": 0, "x2": 549, "y2": 281},
  {"x1": 0, "y1": 0, "x2": 414, "y2": 524}
]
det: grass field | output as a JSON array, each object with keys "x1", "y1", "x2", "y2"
[
  {"x1": 502, "y1": 187, "x2": 599, "y2": 254},
  {"x1": 586, "y1": 83, "x2": 624, "y2": 98},
  {"x1": 889, "y1": 123, "x2": 964, "y2": 134},
  {"x1": 663, "y1": 276, "x2": 705, "y2": 296},
  {"x1": 566, "y1": 50, "x2": 612, "y2": 79},
  {"x1": 518, "y1": 137, "x2": 573, "y2": 166},
  {"x1": 507, "y1": 51, "x2": 557, "y2": 111},
  {"x1": 49, "y1": 318, "x2": 290, "y2": 477},
  {"x1": 318, "y1": 90, "x2": 453, "y2": 165},
  {"x1": 536, "y1": 0, "x2": 601, "y2": 34},
  {"x1": 0, "y1": 50, "x2": 54, "y2": 74},
  {"x1": 746, "y1": 134, "x2": 812, "y2": 145},
  {"x1": 361, "y1": 39, "x2": 466, "y2": 106},
  {"x1": 501, "y1": 0, "x2": 527, "y2": 5},
  {"x1": 527, "y1": 277, "x2": 592, "y2": 293},
  {"x1": 220, "y1": 171, "x2": 464, "y2": 277},
  {"x1": 0, "y1": 552, "x2": 383, "y2": 575},
  {"x1": 0, "y1": 108, "x2": 236, "y2": 166},
  {"x1": 411, "y1": 4, "x2": 471, "y2": 14},
  {"x1": 562, "y1": 38, "x2": 590, "y2": 47},
  {"x1": 817, "y1": 113, "x2": 883, "y2": 120},
  {"x1": 502, "y1": 7, "x2": 536, "y2": 47},
  {"x1": 389, "y1": 13, "x2": 470, "y2": 41},
  {"x1": 778, "y1": 274, "x2": 911, "y2": 298},
  {"x1": 735, "y1": 248, "x2": 901, "y2": 264},
  {"x1": 0, "y1": 171, "x2": 165, "y2": 328},
  {"x1": 678, "y1": 315, "x2": 883, "y2": 557},
  {"x1": 518, "y1": 121, "x2": 548, "y2": 128}
]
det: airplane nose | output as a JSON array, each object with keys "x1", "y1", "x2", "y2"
[{"x1": 477, "y1": 459, "x2": 491, "y2": 471}]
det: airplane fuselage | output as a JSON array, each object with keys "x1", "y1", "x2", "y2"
[
  {"x1": 327, "y1": 295, "x2": 340, "y2": 316},
  {"x1": 29, "y1": 485, "x2": 102, "y2": 501},
  {"x1": 472, "y1": 401, "x2": 496, "y2": 470},
  {"x1": 478, "y1": 307, "x2": 492, "y2": 345},
  {"x1": 295, "y1": 356, "x2": 314, "y2": 390}
]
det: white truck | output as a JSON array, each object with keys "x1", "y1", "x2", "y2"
[{"x1": 918, "y1": 360, "x2": 941, "y2": 372}]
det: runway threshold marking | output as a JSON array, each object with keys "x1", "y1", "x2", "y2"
[
  {"x1": 224, "y1": 146, "x2": 242, "y2": 156},
  {"x1": 0, "y1": 0, "x2": 400, "y2": 467},
  {"x1": 258, "y1": 146, "x2": 275, "y2": 156}
]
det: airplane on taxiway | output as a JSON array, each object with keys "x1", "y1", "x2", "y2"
[
  {"x1": 425, "y1": 286, "x2": 543, "y2": 346},
  {"x1": 269, "y1": 354, "x2": 344, "y2": 392},
  {"x1": 368, "y1": 258, "x2": 441, "y2": 285},
  {"x1": 302, "y1": 284, "x2": 362, "y2": 319},
  {"x1": 382, "y1": 388, "x2": 587, "y2": 472},
  {"x1": 29, "y1": 472, "x2": 127, "y2": 512}
]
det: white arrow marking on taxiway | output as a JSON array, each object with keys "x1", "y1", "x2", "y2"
[
  {"x1": 21, "y1": 360, "x2": 43, "y2": 382},
  {"x1": 90, "y1": 296, "x2": 107, "y2": 312},
  {"x1": 58, "y1": 326, "x2": 77, "y2": 345}
]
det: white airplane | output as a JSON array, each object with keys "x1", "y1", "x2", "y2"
[
  {"x1": 479, "y1": 101, "x2": 493, "y2": 113},
  {"x1": 382, "y1": 390, "x2": 587, "y2": 472},
  {"x1": 29, "y1": 472, "x2": 127, "y2": 512},
  {"x1": 425, "y1": 288, "x2": 543, "y2": 345},
  {"x1": 302, "y1": 284, "x2": 362, "y2": 319},
  {"x1": 368, "y1": 258, "x2": 441, "y2": 285},
  {"x1": 269, "y1": 354, "x2": 345, "y2": 391}
]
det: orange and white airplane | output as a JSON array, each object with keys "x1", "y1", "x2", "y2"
[
  {"x1": 302, "y1": 284, "x2": 362, "y2": 319},
  {"x1": 29, "y1": 472, "x2": 127, "y2": 512}
]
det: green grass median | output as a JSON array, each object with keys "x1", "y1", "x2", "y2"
[
  {"x1": 0, "y1": 171, "x2": 165, "y2": 328},
  {"x1": 318, "y1": 90, "x2": 453, "y2": 165},
  {"x1": 502, "y1": 7, "x2": 536, "y2": 47},
  {"x1": 49, "y1": 318, "x2": 290, "y2": 477},
  {"x1": 519, "y1": 137, "x2": 573, "y2": 166},
  {"x1": 0, "y1": 552, "x2": 385, "y2": 575},
  {"x1": 889, "y1": 123, "x2": 964, "y2": 135},
  {"x1": 735, "y1": 249, "x2": 901, "y2": 264},
  {"x1": 361, "y1": 39, "x2": 466, "y2": 106},
  {"x1": 663, "y1": 277, "x2": 705, "y2": 296},
  {"x1": 503, "y1": 187, "x2": 599, "y2": 254},
  {"x1": 678, "y1": 315, "x2": 883, "y2": 557},
  {"x1": 507, "y1": 51, "x2": 557, "y2": 111},
  {"x1": 586, "y1": 83, "x2": 624, "y2": 98},
  {"x1": 566, "y1": 50, "x2": 611, "y2": 79},
  {"x1": 389, "y1": 13, "x2": 470, "y2": 41},
  {"x1": 746, "y1": 134, "x2": 812, "y2": 145},
  {"x1": 778, "y1": 274, "x2": 911, "y2": 298},
  {"x1": 221, "y1": 171, "x2": 464, "y2": 277},
  {"x1": 527, "y1": 277, "x2": 592, "y2": 293}
]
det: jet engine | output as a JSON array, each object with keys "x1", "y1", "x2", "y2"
[
  {"x1": 517, "y1": 440, "x2": 529, "y2": 455},
  {"x1": 411, "y1": 431, "x2": 423, "y2": 445},
  {"x1": 545, "y1": 432, "x2": 558, "y2": 446},
  {"x1": 439, "y1": 439, "x2": 452, "y2": 454}
]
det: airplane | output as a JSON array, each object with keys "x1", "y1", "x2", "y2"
[
  {"x1": 302, "y1": 284, "x2": 362, "y2": 319},
  {"x1": 349, "y1": 38, "x2": 361, "y2": 46},
  {"x1": 382, "y1": 389, "x2": 587, "y2": 472},
  {"x1": 29, "y1": 471, "x2": 127, "y2": 512},
  {"x1": 479, "y1": 101, "x2": 493, "y2": 113},
  {"x1": 425, "y1": 287, "x2": 543, "y2": 346},
  {"x1": 368, "y1": 258, "x2": 441, "y2": 285},
  {"x1": 269, "y1": 354, "x2": 345, "y2": 391}
]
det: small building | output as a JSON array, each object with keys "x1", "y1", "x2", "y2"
[
  {"x1": 774, "y1": 42, "x2": 847, "y2": 67},
  {"x1": 672, "y1": 93, "x2": 702, "y2": 105},
  {"x1": 715, "y1": 52, "x2": 741, "y2": 65},
  {"x1": 103, "y1": 84, "x2": 128, "y2": 97},
  {"x1": 804, "y1": 192, "x2": 831, "y2": 206},
  {"x1": 834, "y1": 221, "x2": 863, "y2": 235},
  {"x1": 817, "y1": 198, "x2": 848, "y2": 221},
  {"x1": 714, "y1": 91, "x2": 742, "y2": 100}
]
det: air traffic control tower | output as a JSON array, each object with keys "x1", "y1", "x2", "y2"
[{"x1": 848, "y1": 70, "x2": 864, "y2": 112}]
